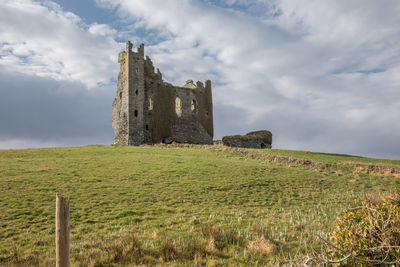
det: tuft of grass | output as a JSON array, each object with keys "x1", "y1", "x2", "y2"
[
  {"x1": 160, "y1": 237, "x2": 177, "y2": 262},
  {"x1": 201, "y1": 223, "x2": 244, "y2": 250},
  {"x1": 178, "y1": 237, "x2": 207, "y2": 260},
  {"x1": 247, "y1": 236, "x2": 276, "y2": 256}
]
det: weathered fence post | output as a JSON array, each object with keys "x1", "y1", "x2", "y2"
[{"x1": 56, "y1": 193, "x2": 70, "y2": 267}]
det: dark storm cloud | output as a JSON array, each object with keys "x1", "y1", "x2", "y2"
[
  {"x1": 213, "y1": 103, "x2": 252, "y2": 139},
  {"x1": 0, "y1": 67, "x2": 114, "y2": 147},
  {"x1": 247, "y1": 109, "x2": 400, "y2": 160}
]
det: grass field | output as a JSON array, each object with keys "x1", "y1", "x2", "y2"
[{"x1": 0, "y1": 145, "x2": 399, "y2": 266}]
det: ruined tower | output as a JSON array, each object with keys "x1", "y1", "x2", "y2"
[{"x1": 112, "y1": 41, "x2": 213, "y2": 145}]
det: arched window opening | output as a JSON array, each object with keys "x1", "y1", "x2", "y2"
[
  {"x1": 146, "y1": 124, "x2": 149, "y2": 131},
  {"x1": 134, "y1": 110, "x2": 138, "y2": 117},
  {"x1": 191, "y1": 99, "x2": 197, "y2": 112},
  {"x1": 175, "y1": 97, "x2": 182, "y2": 117},
  {"x1": 119, "y1": 92, "x2": 122, "y2": 99},
  {"x1": 148, "y1": 97, "x2": 153, "y2": 111},
  {"x1": 135, "y1": 89, "x2": 138, "y2": 95}
]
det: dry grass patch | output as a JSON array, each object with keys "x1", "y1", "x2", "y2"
[
  {"x1": 247, "y1": 236, "x2": 276, "y2": 256},
  {"x1": 200, "y1": 223, "x2": 244, "y2": 251},
  {"x1": 73, "y1": 233, "x2": 145, "y2": 266}
]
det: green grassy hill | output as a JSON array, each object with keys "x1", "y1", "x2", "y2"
[{"x1": 0, "y1": 145, "x2": 399, "y2": 266}]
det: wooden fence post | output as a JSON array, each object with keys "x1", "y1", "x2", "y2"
[{"x1": 56, "y1": 193, "x2": 70, "y2": 267}]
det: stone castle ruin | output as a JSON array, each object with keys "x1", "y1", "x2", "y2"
[{"x1": 112, "y1": 41, "x2": 213, "y2": 145}]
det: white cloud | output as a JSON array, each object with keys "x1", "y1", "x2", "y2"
[
  {"x1": 88, "y1": 23, "x2": 117, "y2": 37},
  {"x1": 95, "y1": 0, "x2": 400, "y2": 158},
  {"x1": 0, "y1": 0, "x2": 121, "y2": 87}
]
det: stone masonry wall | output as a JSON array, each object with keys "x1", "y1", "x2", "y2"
[
  {"x1": 112, "y1": 42, "x2": 213, "y2": 145},
  {"x1": 222, "y1": 130, "x2": 272, "y2": 149},
  {"x1": 111, "y1": 43, "x2": 130, "y2": 145}
]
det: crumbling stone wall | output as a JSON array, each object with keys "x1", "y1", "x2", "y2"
[
  {"x1": 222, "y1": 130, "x2": 272, "y2": 149},
  {"x1": 112, "y1": 41, "x2": 213, "y2": 145}
]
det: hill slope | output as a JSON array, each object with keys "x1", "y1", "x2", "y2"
[{"x1": 0, "y1": 145, "x2": 399, "y2": 265}]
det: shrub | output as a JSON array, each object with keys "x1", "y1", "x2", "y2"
[{"x1": 329, "y1": 191, "x2": 400, "y2": 265}]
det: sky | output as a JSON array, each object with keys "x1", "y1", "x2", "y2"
[{"x1": 0, "y1": 0, "x2": 399, "y2": 160}]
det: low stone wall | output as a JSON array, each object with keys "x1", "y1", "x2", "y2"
[{"x1": 222, "y1": 130, "x2": 272, "y2": 149}]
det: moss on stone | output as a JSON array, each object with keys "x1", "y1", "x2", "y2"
[{"x1": 152, "y1": 84, "x2": 175, "y2": 142}]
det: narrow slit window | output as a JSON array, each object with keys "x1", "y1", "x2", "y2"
[
  {"x1": 148, "y1": 97, "x2": 153, "y2": 110},
  {"x1": 134, "y1": 110, "x2": 138, "y2": 117}
]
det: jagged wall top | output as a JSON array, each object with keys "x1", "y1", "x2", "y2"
[
  {"x1": 122, "y1": 41, "x2": 144, "y2": 56},
  {"x1": 120, "y1": 41, "x2": 210, "y2": 91}
]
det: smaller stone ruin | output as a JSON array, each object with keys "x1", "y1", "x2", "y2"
[{"x1": 222, "y1": 130, "x2": 272, "y2": 149}]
